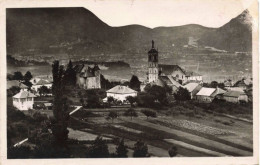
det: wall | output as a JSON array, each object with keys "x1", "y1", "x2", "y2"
[
  {"x1": 13, "y1": 97, "x2": 34, "y2": 110},
  {"x1": 107, "y1": 92, "x2": 137, "y2": 101}
]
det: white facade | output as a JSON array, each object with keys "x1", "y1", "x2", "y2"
[
  {"x1": 13, "y1": 89, "x2": 36, "y2": 110},
  {"x1": 107, "y1": 92, "x2": 137, "y2": 102}
]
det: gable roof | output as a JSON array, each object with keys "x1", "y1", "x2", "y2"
[
  {"x1": 35, "y1": 79, "x2": 51, "y2": 85},
  {"x1": 107, "y1": 85, "x2": 137, "y2": 94},
  {"x1": 7, "y1": 81, "x2": 28, "y2": 89},
  {"x1": 184, "y1": 83, "x2": 200, "y2": 92},
  {"x1": 159, "y1": 64, "x2": 185, "y2": 75},
  {"x1": 185, "y1": 71, "x2": 201, "y2": 77},
  {"x1": 196, "y1": 87, "x2": 216, "y2": 96},
  {"x1": 223, "y1": 91, "x2": 246, "y2": 98},
  {"x1": 212, "y1": 87, "x2": 226, "y2": 97},
  {"x1": 13, "y1": 90, "x2": 36, "y2": 99}
]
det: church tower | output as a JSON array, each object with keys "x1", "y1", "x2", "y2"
[{"x1": 148, "y1": 40, "x2": 159, "y2": 83}]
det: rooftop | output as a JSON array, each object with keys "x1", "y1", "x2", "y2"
[
  {"x1": 13, "y1": 90, "x2": 36, "y2": 99},
  {"x1": 184, "y1": 82, "x2": 200, "y2": 92},
  {"x1": 223, "y1": 91, "x2": 246, "y2": 98},
  {"x1": 107, "y1": 85, "x2": 137, "y2": 94},
  {"x1": 196, "y1": 87, "x2": 216, "y2": 96}
]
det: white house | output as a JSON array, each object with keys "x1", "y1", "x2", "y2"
[
  {"x1": 13, "y1": 89, "x2": 36, "y2": 110},
  {"x1": 106, "y1": 85, "x2": 137, "y2": 102},
  {"x1": 31, "y1": 79, "x2": 52, "y2": 92}
]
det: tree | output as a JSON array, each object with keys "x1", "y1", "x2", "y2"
[
  {"x1": 144, "y1": 85, "x2": 168, "y2": 105},
  {"x1": 85, "y1": 90, "x2": 101, "y2": 108},
  {"x1": 13, "y1": 71, "x2": 23, "y2": 80},
  {"x1": 7, "y1": 86, "x2": 21, "y2": 97},
  {"x1": 24, "y1": 71, "x2": 33, "y2": 82},
  {"x1": 64, "y1": 60, "x2": 76, "y2": 86},
  {"x1": 210, "y1": 81, "x2": 218, "y2": 88},
  {"x1": 126, "y1": 96, "x2": 137, "y2": 107},
  {"x1": 129, "y1": 75, "x2": 141, "y2": 91},
  {"x1": 51, "y1": 61, "x2": 69, "y2": 147},
  {"x1": 38, "y1": 85, "x2": 50, "y2": 96},
  {"x1": 108, "y1": 111, "x2": 118, "y2": 123},
  {"x1": 141, "y1": 110, "x2": 157, "y2": 119},
  {"x1": 107, "y1": 96, "x2": 114, "y2": 107},
  {"x1": 174, "y1": 87, "x2": 191, "y2": 101},
  {"x1": 133, "y1": 141, "x2": 149, "y2": 157},
  {"x1": 88, "y1": 136, "x2": 109, "y2": 158},
  {"x1": 116, "y1": 139, "x2": 128, "y2": 157},
  {"x1": 168, "y1": 146, "x2": 178, "y2": 157},
  {"x1": 123, "y1": 108, "x2": 138, "y2": 120}
]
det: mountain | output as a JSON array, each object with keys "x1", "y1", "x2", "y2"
[
  {"x1": 199, "y1": 10, "x2": 252, "y2": 52},
  {"x1": 7, "y1": 8, "x2": 252, "y2": 55}
]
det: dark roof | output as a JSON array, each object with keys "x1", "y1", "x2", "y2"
[
  {"x1": 158, "y1": 64, "x2": 185, "y2": 75},
  {"x1": 93, "y1": 64, "x2": 100, "y2": 71},
  {"x1": 74, "y1": 64, "x2": 85, "y2": 73},
  {"x1": 223, "y1": 91, "x2": 246, "y2": 98},
  {"x1": 185, "y1": 71, "x2": 201, "y2": 77}
]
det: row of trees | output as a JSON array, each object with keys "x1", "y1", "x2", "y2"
[
  {"x1": 7, "y1": 71, "x2": 33, "y2": 81},
  {"x1": 107, "y1": 108, "x2": 157, "y2": 122}
]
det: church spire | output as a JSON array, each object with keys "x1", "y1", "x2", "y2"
[{"x1": 152, "y1": 40, "x2": 154, "y2": 48}]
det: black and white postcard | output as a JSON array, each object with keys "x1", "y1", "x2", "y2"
[{"x1": 0, "y1": 0, "x2": 259, "y2": 165}]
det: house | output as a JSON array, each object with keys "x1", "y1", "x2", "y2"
[
  {"x1": 185, "y1": 71, "x2": 203, "y2": 82},
  {"x1": 74, "y1": 64, "x2": 101, "y2": 89},
  {"x1": 195, "y1": 87, "x2": 226, "y2": 103},
  {"x1": 157, "y1": 75, "x2": 182, "y2": 94},
  {"x1": 31, "y1": 79, "x2": 52, "y2": 92},
  {"x1": 158, "y1": 64, "x2": 186, "y2": 84},
  {"x1": 233, "y1": 78, "x2": 252, "y2": 90},
  {"x1": 222, "y1": 91, "x2": 248, "y2": 103},
  {"x1": 195, "y1": 87, "x2": 216, "y2": 103},
  {"x1": 106, "y1": 85, "x2": 137, "y2": 102},
  {"x1": 184, "y1": 82, "x2": 202, "y2": 99},
  {"x1": 13, "y1": 89, "x2": 36, "y2": 110}
]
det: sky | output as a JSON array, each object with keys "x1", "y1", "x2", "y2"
[{"x1": 83, "y1": 0, "x2": 257, "y2": 28}]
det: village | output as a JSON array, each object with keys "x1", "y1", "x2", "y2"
[{"x1": 7, "y1": 40, "x2": 253, "y2": 158}]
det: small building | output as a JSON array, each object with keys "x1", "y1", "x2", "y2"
[
  {"x1": 195, "y1": 87, "x2": 217, "y2": 103},
  {"x1": 185, "y1": 71, "x2": 203, "y2": 82},
  {"x1": 222, "y1": 91, "x2": 248, "y2": 103},
  {"x1": 31, "y1": 79, "x2": 52, "y2": 92},
  {"x1": 184, "y1": 82, "x2": 202, "y2": 99},
  {"x1": 43, "y1": 102, "x2": 53, "y2": 110},
  {"x1": 106, "y1": 85, "x2": 137, "y2": 102},
  {"x1": 13, "y1": 89, "x2": 36, "y2": 110}
]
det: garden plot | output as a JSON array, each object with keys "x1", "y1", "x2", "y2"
[
  {"x1": 155, "y1": 119, "x2": 234, "y2": 136},
  {"x1": 68, "y1": 128, "x2": 111, "y2": 141},
  {"x1": 113, "y1": 125, "x2": 142, "y2": 134}
]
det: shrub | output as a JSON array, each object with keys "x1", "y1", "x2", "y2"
[
  {"x1": 168, "y1": 146, "x2": 178, "y2": 157},
  {"x1": 133, "y1": 141, "x2": 149, "y2": 157},
  {"x1": 141, "y1": 110, "x2": 157, "y2": 119},
  {"x1": 87, "y1": 136, "x2": 109, "y2": 158},
  {"x1": 108, "y1": 111, "x2": 118, "y2": 123},
  {"x1": 124, "y1": 108, "x2": 138, "y2": 120},
  {"x1": 115, "y1": 139, "x2": 128, "y2": 157}
]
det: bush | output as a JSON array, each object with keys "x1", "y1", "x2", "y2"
[
  {"x1": 115, "y1": 139, "x2": 128, "y2": 157},
  {"x1": 133, "y1": 141, "x2": 149, "y2": 157},
  {"x1": 141, "y1": 110, "x2": 157, "y2": 119},
  {"x1": 107, "y1": 111, "x2": 118, "y2": 123},
  {"x1": 123, "y1": 108, "x2": 138, "y2": 120},
  {"x1": 168, "y1": 146, "x2": 178, "y2": 157},
  {"x1": 8, "y1": 146, "x2": 31, "y2": 159},
  {"x1": 87, "y1": 136, "x2": 109, "y2": 158}
]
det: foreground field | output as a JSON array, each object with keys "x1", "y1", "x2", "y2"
[{"x1": 69, "y1": 107, "x2": 253, "y2": 157}]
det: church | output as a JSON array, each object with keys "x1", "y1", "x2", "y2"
[{"x1": 141, "y1": 40, "x2": 202, "y2": 93}]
